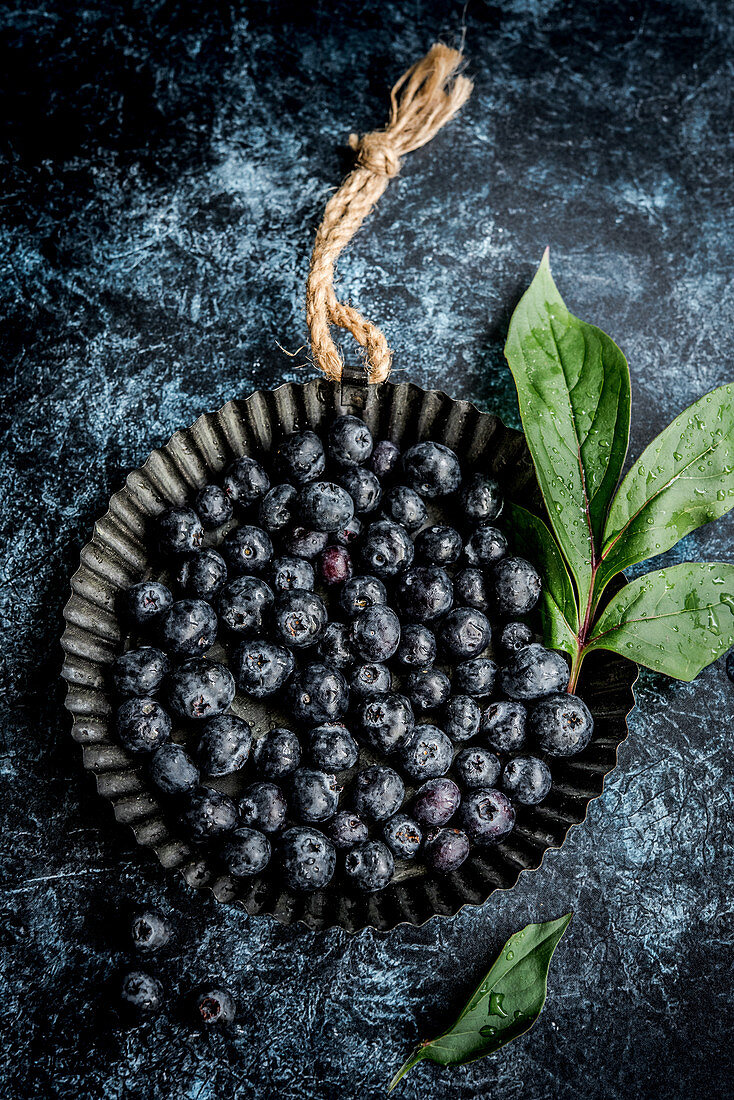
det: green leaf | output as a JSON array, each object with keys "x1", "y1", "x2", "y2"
[
  {"x1": 506, "y1": 502, "x2": 579, "y2": 656},
  {"x1": 504, "y1": 250, "x2": 631, "y2": 603},
  {"x1": 585, "y1": 562, "x2": 734, "y2": 680},
  {"x1": 597, "y1": 383, "x2": 734, "y2": 594},
  {"x1": 388, "y1": 914, "x2": 572, "y2": 1091}
]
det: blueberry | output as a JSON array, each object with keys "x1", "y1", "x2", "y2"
[
  {"x1": 182, "y1": 787, "x2": 238, "y2": 842},
  {"x1": 273, "y1": 589, "x2": 327, "y2": 648},
  {"x1": 149, "y1": 743, "x2": 200, "y2": 795},
  {"x1": 344, "y1": 840, "x2": 394, "y2": 892},
  {"x1": 439, "y1": 607, "x2": 491, "y2": 660},
  {"x1": 350, "y1": 662, "x2": 392, "y2": 698},
  {"x1": 308, "y1": 724, "x2": 359, "y2": 771},
  {"x1": 464, "y1": 526, "x2": 508, "y2": 566},
  {"x1": 196, "y1": 714, "x2": 252, "y2": 776},
  {"x1": 157, "y1": 506, "x2": 203, "y2": 557},
  {"x1": 221, "y1": 827, "x2": 271, "y2": 876},
  {"x1": 291, "y1": 768, "x2": 341, "y2": 822},
  {"x1": 355, "y1": 693, "x2": 414, "y2": 754},
  {"x1": 352, "y1": 765, "x2": 405, "y2": 821},
  {"x1": 130, "y1": 910, "x2": 171, "y2": 953},
  {"x1": 328, "y1": 415, "x2": 373, "y2": 467},
  {"x1": 196, "y1": 988, "x2": 237, "y2": 1027},
  {"x1": 423, "y1": 827, "x2": 471, "y2": 874},
  {"x1": 459, "y1": 787, "x2": 515, "y2": 844},
  {"x1": 412, "y1": 777, "x2": 461, "y2": 826},
  {"x1": 370, "y1": 439, "x2": 400, "y2": 480},
  {"x1": 318, "y1": 545, "x2": 353, "y2": 585},
  {"x1": 443, "y1": 695, "x2": 481, "y2": 742},
  {"x1": 223, "y1": 456, "x2": 270, "y2": 506},
  {"x1": 298, "y1": 482, "x2": 355, "y2": 533},
  {"x1": 454, "y1": 747, "x2": 501, "y2": 788},
  {"x1": 283, "y1": 526, "x2": 330, "y2": 559},
  {"x1": 239, "y1": 782, "x2": 287, "y2": 833},
  {"x1": 258, "y1": 483, "x2": 298, "y2": 533},
  {"x1": 339, "y1": 467, "x2": 382, "y2": 513},
  {"x1": 166, "y1": 658, "x2": 235, "y2": 721},
  {"x1": 382, "y1": 813, "x2": 423, "y2": 859},
  {"x1": 195, "y1": 484, "x2": 233, "y2": 529},
  {"x1": 361, "y1": 519, "x2": 414, "y2": 577},
  {"x1": 383, "y1": 485, "x2": 427, "y2": 530},
  {"x1": 176, "y1": 548, "x2": 227, "y2": 599},
  {"x1": 280, "y1": 826, "x2": 336, "y2": 891},
  {"x1": 116, "y1": 698, "x2": 171, "y2": 753},
  {"x1": 234, "y1": 641, "x2": 294, "y2": 698},
  {"x1": 328, "y1": 811, "x2": 369, "y2": 849},
  {"x1": 492, "y1": 556, "x2": 542, "y2": 615},
  {"x1": 333, "y1": 515, "x2": 362, "y2": 547},
  {"x1": 500, "y1": 643, "x2": 569, "y2": 699},
  {"x1": 727, "y1": 649, "x2": 734, "y2": 683},
  {"x1": 402, "y1": 441, "x2": 461, "y2": 498},
  {"x1": 270, "y1": 555, "x2": 315, "y2": 593},
  {"x1": 480, "y1": 700, "x2": 527, "y2": 753},
  {"x1": 396, "y1": 624, "x2": 437, "y2": 667},
  {"x1": 453, "y1": 567, "x2": 492, "y2": 615},
  {"x1": 275, "y1": 430, "x2": 326, "y2": 484},
  {"x1": 340, "y1": 575, "x2": 387, "y2": 617},
  {"x1": 288, "y1": 663, "x2": 349, "y2": 724},
  {"x1": 222, "y1": 525, "x2": 273, "y2": 574},
  {"x1": 529, "y1": 693, "x2": 594, "y2": 756},
  {"x1": 111, "y1": 647, "x2": 169, "y2": 697},
  {"x1": 218, "y1": 576, "x2": 274, "y2": 635},
  {"x1": 405, "y1": 668, "x2": 451, "y2": 712},
  {"x1": 158, "y1": 599, "x2": 218, "y2": 659},
  {"x1": 499, "y1": 621, "x2": 534, "y2": 656},
  {"x1": 398, "y1": 725, "x2": 453, "y2": 780},
  {"x1": 253, "y1": 728, "x2": 301, "y2": 781},
  {"x1": 351, "y1": 605, "x2": 401, "y2": 662},
  {"x1": 453, "y1": 657, "x2": 497, "y2": 697},
  {"x1": 502, "y1": 754, "x2": 552, "y2": 804},
  {"x1": 124, "y1": 581, "x2": 173, "y2": 626},
  {"x1": 459, "y1": 473, "x2": 503, "y2": 523},
  {"x1": 316, "y1": 622, "x2": 355, "y2": 668},
  {"x1": 121, "y1": 971, "x2": 164, "y2": 1015},
  {"x1": 415, "y1": 525, "x2": 462, "y2": 565},
  {"x1": 396, "y1": 567, "x2": 453, "y2": 622}
]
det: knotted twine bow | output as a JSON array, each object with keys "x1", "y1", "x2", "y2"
[{"x1": 306, "y1": 44, "x2": 473, "y2": 384}]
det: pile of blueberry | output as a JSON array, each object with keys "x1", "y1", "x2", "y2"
[{"x1": 112, "y1": 416, "x2": 594, "y2": 897}]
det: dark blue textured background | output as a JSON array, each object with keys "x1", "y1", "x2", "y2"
[{"x1": 2, "y1": 2, "x2": 733, "y2": 1097}]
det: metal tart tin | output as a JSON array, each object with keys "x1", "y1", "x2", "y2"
[{"x1": 61, "y1": 377, "x2": 638, "y2": 932}]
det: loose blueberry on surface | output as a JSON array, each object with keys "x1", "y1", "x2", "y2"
[
  {"x1": 149, "y1": 743, "x2": 200, "y2": 795},
  {"x1": 234, "y1": 641, "x2": 295, "y2": 698},
  {"x1": 396, "y1": 623, "x2": 437, "y2": 667},
  {"x1": 351, "y1": 604, "x2": 401, "y2": 662},
  {"x1": 318, "y1": 545, "x2": 353, "y2": 586},
  {"x1": 453, "y1": 657, "x2": 497, "y2": 697},
  {"x1": 273, "y1": 589, "x2": 327, "y2": 648},
  {"x1": 454, "y1": 747, "x2": 501, "y2": 789},
  {"x1": 402, "y1": 441, "x2": 462, "y2": 498},
  {"x1": 459, "y1": 473, "x2": 503, "y2": 524},
  {"x1": 361, "y1": 519, "x2": 414, "y2": 577},
  {"x1": 352, "y1": 765, "x2": 405, "y2": 821},
  {"x1": 499, "y1": 621, "x2": 534, "y2": 656},
  {"x1": 453, "y1": 567, "x2": 492, "y2": 615},
  {"x1": 443, "y1": 694, "x2": 481, "y2": 742},
  {"x1": 481, "y1": 700, "x2": 528, "y2": 753},
  {"x1": 423, "y1": 827, "x2": 471, "y2": 874},
  {"x1": 328, "y1": 414, "x2": 373, "y2": 467},
  {"x1": 344, "y1": 840, "x2": 394, "y2": 892},
  {"x1": 166, "y1": 658, "x2": 235, "y2": 721},
  {"x1": 158, "y1": 599, "x2": 218, "y2": 659},
  {"x1": 253, "y1": 728, "x2": 301, "y2": 780},
  {"x1": 182, "y1": 787, "x2": 238, "y2": 842},
  {"x1": 404, "y1": 668, "x2": 452, "y2": 712},
  {"x1": 196, "y1": 713, "x2": 252, "y2": 776},
  {"x1": 398, "y1": 725, "x2": 453, "y2": 780},
  {"x1": 298, "y1": 482, "x2": 355, "y2": 533},
  {"x1": 459, "y1": 787, "x2": 515, "y2": 844},
  {"x1": 218, "y1": 575, "x2": 274, "y2": 636},
  {"x1": 350, "y1": 662, "x2": 392, "y2": 698},
  {"x1": 308, "y1": 724, "x2": 359, "y2": 771},
  {"x1": 157, "y1": 506, "x2": 203, "y2": 557},
  {"x1": 176, "y1": 548, "x2": 228, "y2": 600},
  {"x1": 502, "y1": 754, "x2": 552, "y2": 804},
  {"x1": 500, "y1": 643, "x2": 569, "y2": 699},
  {"x1": 412, "y1": 777, "x2": 461, "y2": 827},
  {"x1": 283, "y1": 526, "x2": 330, "y2": 560},
  {"x1": 333, "y1": 515, "x2": 362, "y2": 547},
  {"x1": 239, "y1": 782, "x2": 287, "y2": 833},
  {"x1": 370, "y1": 439, "x2": 400, "y2": 480},
  {"x1": 221, "y1": 827, "x2": 271, "y2": 876},
  {"x1": 396, "y1": 566, "x2": 453, "y2": 622},
  {"x1": 275, "y1": 430, "x2": 326, "y2": 484},
  {"x1": 726, "y1": 649, "x2": 734, "y2": 683},
  {"x1": 529, "y1": 693, "x2": 594, "y2": 756},
  {"x1": 415, "y1": 524, "x2": 463, "y2": 565},
  {"x1": 328, "y1": 811, "x2": 369, "y2": 850},
  {"x1": 382, "y1": 813, "x2": 423, "y2": 859},
  {"x1": 124, "y1": 581, "x2": 173, "y2": 626},
  {"x1": 224, "y1": 456, "x2": 270, "y2": 506},
  {"x1": 196, "y1": 988, "x2": 237, "y2": 1027},
  {"x1": 383, "y1": 485, "x2": 427, "y2": 531},
  {"x1": 338, "y1": 467, "x2": 382, "y2": 513},
  {"x1": 258, "y1": 483, "x2": 298, "y2": 533},
  {"x1": 111, "y1": 647, "x2": 169, "y2": 697},
  {"x1": 116, "y1": 698, "x2": 171, "y2": 754},
  {"x1": 270, "y1": 555, "x2": 315, "y2": 593},
  {"x1": 222, "y1": 525, "x2": 274, "y2": 574},
  {"x1": 355, "y1": 693, "x2": 414, "y2": 754},
  {"x1": 492, "y1": 556, "x2": 542, "y2": 615},
  {"x1": 439, "y1": 607, "x2": 491, "y2": 660},
  {"x1": 195, "y1": 483, "x2": 233, "y2": 530},
  {"x1": 464, "y1": 526, "x2": 508, "y2": 567},
  {"x1": 120, "y1": 971, "x2": 164, "y2": 1015},
  {"x1": 291, "y1": 767, "x2": 341, "y2": 822},
  {"x1": 280, "y1": 826, "x2": 336, "y2": 891},
  {"x1": 288, "y1": 663, "x2": 350, "y2": 724},
  {"x1": 130, "y1": 909, "x2": 171, "y2": 953},
  {"x1": 316, "y1": 622, "x2": 355, "y2": 668},
  {"x1": 340, "y1": 575, "x2": 387, "y2": 617}
]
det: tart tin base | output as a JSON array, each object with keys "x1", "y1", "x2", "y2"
[{"x1": 61, "y1": 378, "x2": 638, "y2": 933}]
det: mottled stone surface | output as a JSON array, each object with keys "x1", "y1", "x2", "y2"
[{"x1": 1, "y1": 1, "x2": 733, "y2": 1097}]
